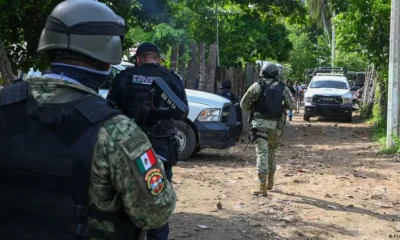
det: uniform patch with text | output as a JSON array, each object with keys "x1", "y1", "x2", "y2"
[
  {"x1": 145, "y1": 168, "x2": 165, "y2": 195},
  {"x1": 136, "y1": 149, "x2": 157, "y2": 174},
  {"x1": 132, "y1": 75, "x2": 157, "y2": 85}
]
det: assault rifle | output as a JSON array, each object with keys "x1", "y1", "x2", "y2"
[
  {"x1": 243, "y1": 107, "x2": 255, "y2": 151},
  {"x1": 135, "y1": 77, "x2": 189, "y2": 145}
]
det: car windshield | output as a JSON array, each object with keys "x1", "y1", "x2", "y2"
[{"x1": 310, "y1": 80, "x2": 348, "y2": 90}]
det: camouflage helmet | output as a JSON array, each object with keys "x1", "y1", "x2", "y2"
[
  {"x1": 37, "y1": 0, "x2": 126, "y2": 65},
  {"x1": 259, "y1": 62, "x2": 279, "y2": 78}
]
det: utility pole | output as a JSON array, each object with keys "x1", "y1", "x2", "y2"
[
  {"x1": 216, "y1": 0, "x2": 220, "y2": 66},
  {"x1": 331, "y1": 10, "x2": 336, "y2": 67},
  {"x1": 387, "y1": 0, "x2": 400, "y2": 148}
]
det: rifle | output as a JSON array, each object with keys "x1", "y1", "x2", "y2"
[
  {"x1": 135, "y1": 77, "x2": 189, "y2": 160},
  {"x1": 243, "y1": 106, "x2": 255, "y2": 151}
]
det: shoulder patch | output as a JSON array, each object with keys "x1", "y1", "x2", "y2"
[
  {"x1": 145, "y1": 168, "x2": 165, "y2": 196},
  {"x1": 132, "y1": 75, "x2": 157, "y2": 85},
  {"x1": 135, "y1": 149, "x2": 157, "y2": 175},
  {"x1": 119, "y1": 132, "x2": 150, "y2": 160}
]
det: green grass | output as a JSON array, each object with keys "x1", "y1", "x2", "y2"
[{"x1": 377, "y1": 147, "x2": 398, "y2": 155}]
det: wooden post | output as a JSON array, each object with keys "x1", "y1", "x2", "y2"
[
  {"x1": 177, "y1": 44, "x2": 186, "y2": 85},
  {"x1": 186, "y1": 43, "x2": 198, "y2": 89},
  {"x1": 0, "y1": 40, "x2": 14, "y2": 84},
  {"x1": 206, "y1": 44, "x2": 217, "y2": 93},
  {"x1": 228, "y1": 67, "x2": 236, "y2": 95},
  {"x1": 245, "y1": 63, "x2": 254, "y2": 88},
  {"x1": 198, "y1": 43, "x2": 206, "y2": 91},
  {"x1": 170, "y1": 45, "x2": 179, "y2": 72}
]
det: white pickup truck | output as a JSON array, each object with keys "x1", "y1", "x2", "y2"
[
  {"x1": 100, "y1": 63, "x2": 243, "y2": 160},
  {"x1": 304, "y1": 74, "x2": 353, "y2": 123}
]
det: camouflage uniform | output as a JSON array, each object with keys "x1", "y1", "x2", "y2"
[
  {"x1": 241, "y1": 78, "x2": 294, "y2": 186},
  {"x1": 26, "y1": 77, "x2": 177, "y2": 234}
]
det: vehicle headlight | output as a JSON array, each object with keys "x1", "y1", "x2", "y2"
[
  {"x1": 305, "y1": 96, "x2": 313, "y2": 103},
  {"x1": 342, "y1": 96, "x2": 352, "y2": 104},
  {"x1": 197, "y1": 109, "x2": 221, "y2": 122}
]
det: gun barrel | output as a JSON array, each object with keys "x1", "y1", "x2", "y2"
[{"x1": 243, "y1": 140, "x2": 251, "y2": 151}]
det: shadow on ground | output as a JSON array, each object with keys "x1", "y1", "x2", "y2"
[
  {"x1": 169, "y1": 210, "x2": 361, "y2": 240},
  {"x1": 272, "y1": 190, "x2": 400, "y2": 222}
]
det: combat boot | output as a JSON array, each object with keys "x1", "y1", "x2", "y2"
[
  {"x1": 251, "y1": 174, "x2": 268, "y2": 196},
  {"x1": 267, "y1": 171, "x2": 275, "y2": 190}
]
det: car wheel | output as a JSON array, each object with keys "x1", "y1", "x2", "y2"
[
  {"x1": 345, "y1": 114, "x2": 352, "y2": 123},
  {"x1": 174, "y1": 120, "x2": 196, "y2": 161},
  {"x1": 303, "y1": 114, "x2": 310, "y2": 122}
]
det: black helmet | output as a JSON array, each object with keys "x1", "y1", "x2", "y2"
[
  {"x1": 259, "y1": 62, "x2": 279, "y2": 78},
  {"x1": 221, "y1": 79, "x2": 232, "y2": 89}
]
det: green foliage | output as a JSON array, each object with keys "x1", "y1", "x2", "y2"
[
  {"x1": 335, "y1": 0, "x2": 391, "y2": 69},
  {"x1": 334, "y1": 51, "x2": 368, "y2": 72},
  {"x1": 147, "y1": 0, "x2": 302, "y2": 66},
  {"x1": 0, "y1": 0, "x2": 60, "y2": 72},
  {"x1": 283, "y1": 21, "x2": 331, "y2": 82}
]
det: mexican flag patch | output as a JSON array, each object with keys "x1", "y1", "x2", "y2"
[{"x1": 136, "y1": 149, "x2": 157, "y2": 174}]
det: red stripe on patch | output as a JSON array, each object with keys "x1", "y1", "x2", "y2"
[{"x1": 147, "y1": 149, "x2": 157, "y2": 166}]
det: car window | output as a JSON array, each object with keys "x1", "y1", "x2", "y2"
[
  {"x1": 310, "y1": 80, "x2": 348, "y2": 90},
  {"x1": 350, "y1": 86, "x2": 360, "y2": 91}
]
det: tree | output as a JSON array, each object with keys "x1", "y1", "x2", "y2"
[
  {"x1": 0, "y1": 0, "x2": 163, "y2": 84},
  {"x1": 0, "y1": 0, "x2": 61, "y2": 84},
  {"x1": 285, "y1": 23, "x2": 330, "y2": 82},
  {"x1": 134, "y1": 0, "x2": 304, "y2": 66},
  {"x1": 307, "y1": 0, "x2": 337, "y2": 66},
  {"x1": 335, "y1": 0, "x2": 390, "y2": 69}
]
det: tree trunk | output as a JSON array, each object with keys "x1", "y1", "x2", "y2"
[
  {"x1": 186, "y1": 43, "x2": 198, "y2": 90},
  {"x1": 170, "y1": 45, "x2": 179, "y2": 72},
  {"x1": 206, "y1": 44, "x2": 217, "y2": 93},
  {"x1": 0, "y1": 39, "x2": 14, "y2": 85},
  {"x1": 177, "y1": 44, "x2": 186, "y2": 85},
  {"x1": 198, "y1": 43, "x2": 206, "y2": 91}
]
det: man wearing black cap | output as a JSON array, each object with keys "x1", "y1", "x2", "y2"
[
  {"x1": 107, "y1": 42, "x2": 188, "y2": 240},
  {"x1": 217, "y1": 79, "x2": 238, "y2": 104}
]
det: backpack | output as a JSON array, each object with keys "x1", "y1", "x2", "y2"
[{"x1": 254, "y1": 79, "x2": 285, "y2": 119}]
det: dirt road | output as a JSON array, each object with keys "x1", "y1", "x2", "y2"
[{"x1": 169, "y1": 111, "x2": 400, "y2": 240}]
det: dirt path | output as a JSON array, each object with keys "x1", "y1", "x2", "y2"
[{"x1": 169, "y1": 110, "x2": 400, "y2": 240}]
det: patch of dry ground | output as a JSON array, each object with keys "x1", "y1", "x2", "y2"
[{"x1": 169, "y1": 111, "x2": 400, "y2": 240}]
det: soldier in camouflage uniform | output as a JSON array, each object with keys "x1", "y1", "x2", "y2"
[
  {"x1": 241, "y1": 62, "x2": 294, "y2": 196},
  {"x1": 0, "y1": 1, "x2": 175, "y2": 239}
]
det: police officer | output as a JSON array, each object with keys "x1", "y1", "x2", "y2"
[
  {"x1": 0, "y1": 1, "x2": 176, "y2": 239},
  {"x1": 217, "y1": 79, "x2": 238, "y2": 104},
  {"x1": 108, "y1": 42, "x2": 188, "y2": 240},
  {"x1": 240, "y1": 62, "x2": 294, "y2": 196}
]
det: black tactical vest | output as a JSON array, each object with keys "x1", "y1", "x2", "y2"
[
  {"x1": 0, "y1": 82, "x2": 140, "y2": 240},
  {"x1": 119, "y1": 65, "x2": 177, "y2": 133},
  {"x1": 254, "y1": 79, "x2": 285, "y2": 119}
]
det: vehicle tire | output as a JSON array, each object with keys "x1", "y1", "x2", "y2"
[
  {"x1": 303, "y1": 114, "x2": 310, "y2": 122},
  {"x1": 345, "y1": 114, "x2": 352, "y2": 123},
  {"x1": 174, "y1": 120, "x2": 196, "y2": 161}
]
